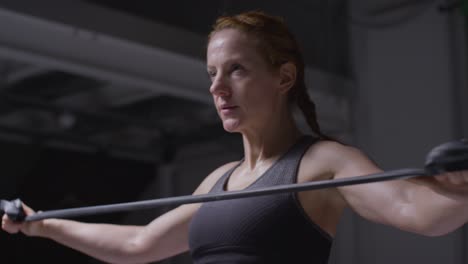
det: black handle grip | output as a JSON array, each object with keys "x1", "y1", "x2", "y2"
[
  {"x1": 0, "y1": 199, "x2": 26, "y2": 222},
  {"x1": 425, "y1": 138, "x2": 468, "y2": 175}
]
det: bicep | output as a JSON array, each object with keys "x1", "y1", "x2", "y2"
[
  {"x1": 333, "y1": 146, "x2": 409, "y2": 225},
  {"x1": 132, "y1": 203, "x2": 200, "y2": 262},
  {"x1": 325, "y1": 143, "x2": 467, "y2": 235},
  {"x1": 129, "y1": 161, "x2": 237, "y2": 262}
]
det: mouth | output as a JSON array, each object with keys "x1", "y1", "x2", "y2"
[
  {"x1": 221, "y1": 105, "x2": 237, "y2": 110},
  {"x1": 219, "y1": 105, "x2": 238, "y2": 114}
]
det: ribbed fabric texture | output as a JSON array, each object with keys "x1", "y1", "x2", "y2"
[{"x1": 188, "y1": 136, "x2": 332, "y2": 264}]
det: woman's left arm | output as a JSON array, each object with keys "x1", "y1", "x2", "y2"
[{"x1": 326, "y1": 142, "x2": 468, "y2": 237}]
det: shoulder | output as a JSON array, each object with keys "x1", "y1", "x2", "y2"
[
  {"x1": 301, "y1": 140, "x2": 377, "y2": 179},
  {"x1": 302, "y1": 140, "x2": 359, "y2": 167},
  {"x1": 192, "y1": 161, "x2": 240, "y2": 195}
]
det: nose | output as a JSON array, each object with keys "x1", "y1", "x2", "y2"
[{"x1": 209, "y1": 75, "x2": 231, "y2": 97}]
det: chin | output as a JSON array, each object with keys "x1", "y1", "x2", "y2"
[{"x1": 222, "y1": 119, "x2": 242, "y2": 133}]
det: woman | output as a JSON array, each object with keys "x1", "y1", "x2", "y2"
[{"x1": 2, "y1": 11, "x2": 468, "y2": 264}]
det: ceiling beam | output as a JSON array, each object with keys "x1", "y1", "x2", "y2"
[
  {"x1": 0, "y1": 6, "x2": 211, "y2": 103},
  {"x1": 0, "y1": 3, "x2": 353, "y2": 133}
]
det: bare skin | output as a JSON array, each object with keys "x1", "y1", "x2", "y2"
[{"x1": 2, "y1": 28, "x2": 468, "y2": 264}]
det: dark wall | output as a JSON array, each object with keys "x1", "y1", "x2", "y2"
[{"x1": 0, "y1": 141, "x2": 157, "y2": 263}]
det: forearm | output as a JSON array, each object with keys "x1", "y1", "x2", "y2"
[
  {"x1": 332, "y1": 144, "x2": 468, "y2": 236},
  {"x1": 37, "y1": 219, "x2": 143, "y2": 264},
  {"x1": 399, "y1": 183, "x2": 468, "y2": 236}
]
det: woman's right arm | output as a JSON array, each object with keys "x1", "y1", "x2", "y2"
[
  {"x1": 35, "y1": 204, "x2": 198, "y2": 264},
  {"x1": 1, "y1": 162, "x2": 237, "y2": 264}
]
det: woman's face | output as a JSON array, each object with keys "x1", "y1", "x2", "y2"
[{"x1": 207, "y1": 29, "x2": 285, "y2": 133}]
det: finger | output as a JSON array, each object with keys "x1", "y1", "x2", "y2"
[
  {"x1": 20, "y1": 203, "x2": 35, "y2": 215},
  {"x1": 441, "y1": 172, "x2": 466, "y2": 185},
  {"x1": 1, "y1": 216, "x2": 21, "y2": 234},
  {"x1": 457, "y1": 170, "x2": 468, "y2": 183},
  {"x1": 2, "y1": 214, "x2": 20, "y2": 225},
  {"x1": 434, "y1": 174, "x2": 449, "y2": 182}
]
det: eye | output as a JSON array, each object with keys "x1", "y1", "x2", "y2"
[
  {"x1": 230, "y1": 63, "x2": 244, "y2": 74},
  {"x1": 207, "y1": 69, "x2": 217, "y2": 80}
]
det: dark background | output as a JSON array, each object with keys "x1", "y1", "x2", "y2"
[{"x1": 0, "y1": 0, "x2": 466, "y2": 263}]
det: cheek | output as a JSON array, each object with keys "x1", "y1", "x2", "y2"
[{"x1": 243, "y1": 80, "x2": 279, "y2": 109}]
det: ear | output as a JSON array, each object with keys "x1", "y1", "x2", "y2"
[{"x1": 278, "y1": 62, "x2": 297, "y2": 94}]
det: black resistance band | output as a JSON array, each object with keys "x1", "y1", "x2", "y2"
[{"x1": 1, "y1": 139, "x2": 467, "y2": 222}]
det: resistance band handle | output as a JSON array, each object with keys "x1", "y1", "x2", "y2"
[
  {"x1": 425, "y1": 138, "x2": 468, "y2": 175},
  {"x1": 0, "y1": 199, "x2": 26, "y2": 222}
]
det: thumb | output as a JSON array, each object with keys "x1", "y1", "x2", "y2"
[{"x1": 20, "y1": 203, "x2": 36, "y2": 216}]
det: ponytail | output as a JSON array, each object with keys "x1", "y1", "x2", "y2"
[{"x1": 294, "y1": 80, "x2": 333, "y2": 141}]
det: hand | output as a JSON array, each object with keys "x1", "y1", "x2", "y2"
[
  {"x1": 1, "y1": 203, "x2": 44, "y2": 236},
  {"x1": 433, "y1": 170, "x2": 468, "y2": 199},
  {"x1": 435, "y1": 170, "x2": 468, "y2": 185}
]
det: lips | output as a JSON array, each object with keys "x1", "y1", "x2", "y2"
[
  {"x1": 221, "y1": 105, "x2": 237, "y2": 110},
  {"x1": 219, "y1": 104, "x2": 238, "y2": 115}
]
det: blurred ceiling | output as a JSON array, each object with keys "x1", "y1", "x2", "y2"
[
  {"x1": 85, "y1": 0, "x2": 350, "y2": 76},
  {"x1": 0, "y1": 0, "x2": 353, "y2": 162}
]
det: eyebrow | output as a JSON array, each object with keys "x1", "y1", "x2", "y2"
[{"x1": 206, "y1": 56, "x2": 247, "y2": 70}]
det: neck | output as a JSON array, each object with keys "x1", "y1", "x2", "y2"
[{"x1": 240, "y1": 110, "x2": 302, "y2": 171}]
